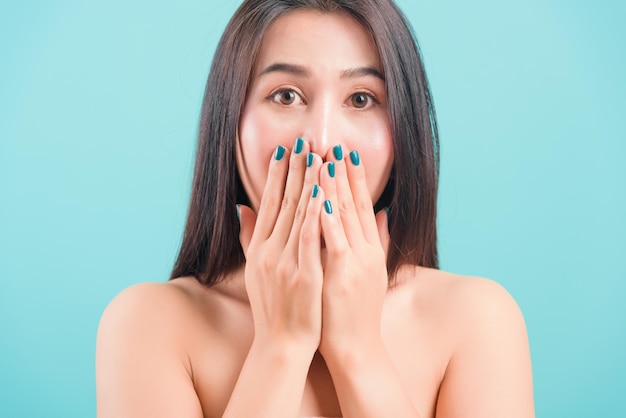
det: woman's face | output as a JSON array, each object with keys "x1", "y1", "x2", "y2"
[{"x1": 238, "y1": 10, "x2": 393, "y2": 212}]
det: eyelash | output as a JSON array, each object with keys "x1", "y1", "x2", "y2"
[
  {"x1": 267, "y1": 88, "x2": 380, "y2": 109},
  {"x1": 268, "y1": 88, "x2": 305, "y2": 106}
]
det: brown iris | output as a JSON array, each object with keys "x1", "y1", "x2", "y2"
[
  {"x1": 351, "y1": 93, "x2": 369, "y2": 108},
  {"x1": 279, "y1": 90, "x2": 296, "y2": 105}
]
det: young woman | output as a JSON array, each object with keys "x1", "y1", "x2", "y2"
[{"x1": 96, "y1": 1, "x2": 535, "y2": 417}]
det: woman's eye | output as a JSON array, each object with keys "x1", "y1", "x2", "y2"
[
  {"x1": 350, "y1": 92, "x2": 377, "y2": 109},
  {"x1": 270, "y1": 89, "x2": 302, "y2": 106}
]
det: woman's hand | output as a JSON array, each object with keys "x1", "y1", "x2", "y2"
[
  {"x1": 238, "y1": 138, "x2": 325, "y2": 354},
  {"x1": 317, "y1": 145, "x2": 391, "y2": 360},
  {"x1": 314, "y1": 146, "x2": 417, "y2": 417}
]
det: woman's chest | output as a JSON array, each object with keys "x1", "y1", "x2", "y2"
[{"x1": 186, "y1": 300, "x2": 450, "y2": 418}]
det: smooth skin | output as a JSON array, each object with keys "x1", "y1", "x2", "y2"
[{"x1": 96, "y1": 10, "x2": 534, "y2": 418}]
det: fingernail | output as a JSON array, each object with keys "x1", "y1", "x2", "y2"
[
  {"x1": 312, "y1": 184, "x2": 319, "y2": 198},
  {"x1": 275, "y1": 145, "x2": 285, "y2": 160},
  {"x1": 349, "y1": 150, "x2": 360, "y2": 166},
  {"x1": 328, "y1": 162, "x2": 335, "y2": 178},
  {"x1": 385, "y1": 207, "x2": 390, "y2": 219},
  {"x1": 236, "y1": 204, "x2": 241, "y2": 221},
  {"x1": 324, "y1": 200, "x2": 333, "y2": 214},
  {"x1": 306, "y1": 152, "x2": 313, "y2": 167},
  {"x1": 333, "y1": 144, "x2": 343, "y2": 160},
  {"x1": 294, "y1": 137, "x2": 304, "y2": 154}
]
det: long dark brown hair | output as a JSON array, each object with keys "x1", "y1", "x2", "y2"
[{"x1": 170, "y1": 0, "x2": 439, "y2": 286}]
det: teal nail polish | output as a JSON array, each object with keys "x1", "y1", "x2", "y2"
[
  {"x1": 349, "y1": 150, "x2": 360, "y2": 166},
  {"x1": 275, "y1": 145, "x2": 285, "y2": 160},
  {"x1": 324, "y1": 200, "x2": 333, "y2": 214},
  {"x1": 333, "y1": 144, "x2": 343, "y2": 160},
  {"x1": 307, "y1": 152, "x2": 313, "y2": 167},
  {"x1": 312, "y1": 184, "x2": 319, "y2": 198},
  {"x1": 294, "y1": 137, "x2": 304, "y2": 154},
  {"x1": 328, "y1": 162, "x2": 335, "y2": 178},
  {"x1": 236, "y1": 204, "x2": 241, "y2": 221},
  {"x1": 385, "y1": 207, "x2": 390, "y2": 219}
]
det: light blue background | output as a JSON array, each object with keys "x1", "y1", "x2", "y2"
[{"x1": 1, "y1": 0, "x2": 624, "y2": 416}]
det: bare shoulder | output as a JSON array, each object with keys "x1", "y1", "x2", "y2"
[
  {"x1": 98, "y1": 277, "x2": 224, "y2": 332},
  {"x1": 444, "y1": 270, "x2": 524, "y2": 325},
  {"x1": 99, "y1": 280, "x2": 194, "y2": 323},
  {"x1": 403, "y1": 267, "x2": 526, "y2": 331},
  {"x1": 404, "y1": 267, "x2": 534, "y2": 417},
  {"x1": 96, "y1": 280, "x2": 204, "y2": 418}
]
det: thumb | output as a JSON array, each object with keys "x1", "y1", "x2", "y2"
[
  {"x1": 237, "y1": 204, "x2": 257, "y2": 258},
  {"x1": 375, "y1": 207, "x2": 391, "y2": 259}
]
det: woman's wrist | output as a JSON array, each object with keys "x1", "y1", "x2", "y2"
[
  {"x1": 320, "y1": 335, "x2": 387, "y2": 370},
  {"x1": 223, "y1": 331, "x2": 317, "y2": 417},
  {"x1": 251, "y1": 334, "x2": 318, "y2": 364}
]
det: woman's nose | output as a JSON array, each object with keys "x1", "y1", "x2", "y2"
[{"x1": 301, "y1": 101, "x2": 340, "y2": 159}]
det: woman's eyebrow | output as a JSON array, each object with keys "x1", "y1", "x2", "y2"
[
  {"x1": 341, "y1": 67, "x2": 385, "y2": 81},
  {"x1": 259, "y1": 63, "x2": 310, "y2": 77},
  {"x1": 258, "y1": 63, "x2": 384, "y2": 81}
]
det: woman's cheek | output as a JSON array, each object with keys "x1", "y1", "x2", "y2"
[
  {"x1": 349, "y1": 113, "x2": 394, "y2": 202},
  {"x1": 238, "y1": 105, "x2": 305, "y2": 210},
  {"x1": 238, "y1": 106, "x2": 276, "y2": 210}
]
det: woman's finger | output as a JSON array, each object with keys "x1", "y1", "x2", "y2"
[
  {"x1": 375, "y1": 207, "x2": 391, "y2": 259},
  {"x1": 271, "y1": 137, "x2": 309, "y2": 244},
  {"x1": 253, "y1": 145, "x2": 290, "y2": 243},
  {"x1": 327, "y1": 144, "x2": 364, "y2": 246},
  {"x1": 237, "y1": 204, "x2": 256, "y2": 258},
  {"x1": 285, "y1": 151, "x2": 322, "y2": 257},
  {"x1": 319, "y1": 161, "x2": 348, "y2": 259},
  {"x1": 298, "y1": 183, "x2": 324, "y2": 273},
  {"x1": 345, "y1": 149, "x2": 380, "y2": 244}
]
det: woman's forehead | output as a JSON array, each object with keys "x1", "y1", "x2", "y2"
[{"x1": 253, "y1": 10, "x2": 382, "y2": 77}]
